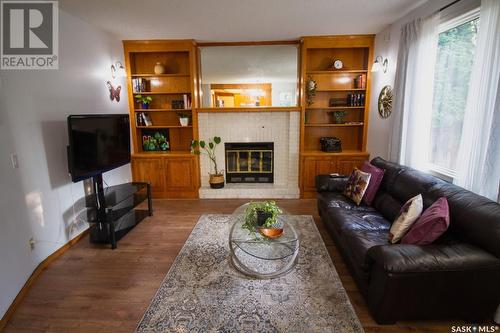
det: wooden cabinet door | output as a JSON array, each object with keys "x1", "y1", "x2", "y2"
[
  {"x1": 302, "y1": 157, "x2": 337, "y2": 192},
  {"x1": 131, "y1": 157, "x2": 165, "y2": 196},
  {"x1": 337, "y1": 156, "x2": 368, "y2": 175},
  {"x1": 163, "y1": 157, "x2": 195, "y2": 192}
]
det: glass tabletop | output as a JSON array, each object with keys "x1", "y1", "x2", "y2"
[{"x1": 229, "y1": 203, "x2": 299, "y2": 261}]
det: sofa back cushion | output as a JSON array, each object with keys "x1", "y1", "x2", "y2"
[
  {"x1": 401, "y1": 197, "x2": 450, "y2": 245},
  {"x1": 426, "y1": 182, "x2": 500, "y2": 258},
  {"x1": 370, "y1": 157, "x2": 500, "y2": 258}
]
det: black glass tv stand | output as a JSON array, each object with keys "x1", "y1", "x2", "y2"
[{"x1": 83, "y1": 175, "x2": 152, "y2": 249}]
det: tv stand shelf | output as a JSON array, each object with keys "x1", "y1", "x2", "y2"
[{"x1": 84, "y1": 180, "x2": 152, "y2": 249}]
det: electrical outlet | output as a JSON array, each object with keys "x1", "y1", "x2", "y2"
[
  {"x1": 10, "y1": 154, "x2": 19, "y2": 169},
  {"x1": 29, "y1": 238, "x2": 35, "y2": 250}
]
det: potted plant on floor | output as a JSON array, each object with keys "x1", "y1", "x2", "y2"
[
  {"x1": 243, "y1": 201, "x2": 284, "y2": 238},
  {"x1": 135, "y1": 94, "x2": 153, "y2": 109},
  {"x1": 191, "y1": 136, "x2": 224, "y2": 189},
  {"x1": 176, "y1": 112, "x2": 191, "y2": 126}
]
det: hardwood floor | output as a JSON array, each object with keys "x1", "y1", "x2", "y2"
[{"x1": 3, "y1": 199, "x2": 455, "y2": 333}]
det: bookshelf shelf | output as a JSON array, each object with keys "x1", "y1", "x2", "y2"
[
  {"x1": 306, "y1": 70, "x2": 368, "y2": 74},
  {"x1": 305, "y1": 123, "x2": 364, "y2": 127},
  {"x1": 316, "y1": 88, "x2": 366, "y2": 92},
  {"x1": 131, "y1": 73, "x2": 190, "y2": 77},
  {"x1": 134, "y1": 108, "x2": 191, "y2": 112},
  {"x1": 306, "y1": 106, "x2": 364, "y2": 110},
  {"x1": 132, "y1": 91, "x2": 191, "y2": 95},
  {"x1": 136, "y1": 125, "x2": 193, "y2": 129}
]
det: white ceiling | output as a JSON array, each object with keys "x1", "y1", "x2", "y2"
[{"x1": 60, "y1": 0, "x2": 428, "y2": 41}]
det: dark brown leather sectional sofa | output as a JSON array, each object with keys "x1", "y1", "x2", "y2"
[{"x1": 316, "y1": 157, "x2": 500, "y2": 324}]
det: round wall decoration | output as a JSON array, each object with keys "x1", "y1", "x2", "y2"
[{"x1": 378, "y1": 85, "x2": 393, "y2": 118}]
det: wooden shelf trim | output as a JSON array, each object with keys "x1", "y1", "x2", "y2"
[
  {"x1": 136, "y1": 125, "x2": 193, "y2": 129},
  {"x1": 306, "y1": 70, "x2": 368, "y2": 74},
  {"x1": 301, "y1": 150, "x2": 370, "y2": 156},
  {"x1": 197, "y1": 106, "x2": 301, "y2": 113},
  {"x1": 306, "y1": 106, "x2": 365, "y2": 110},
  {"x1": 316, "y1": 88, "x2": 366, "y2": 92},
  {"x1": 134, "y1": 108, "x2": 192, "y2": 112},
  {"x1": 305, "y1": 123, "x2": 364, "y2": 127},
  {"x1": 132, "y1": 91, "x2": 191, "y2": 95},
  {"x1": 132, "y1": 151, "x2": 193, "y2": 157},
  {"x1": 131, "y1": 73, "x2": 190, "y2": 77}
]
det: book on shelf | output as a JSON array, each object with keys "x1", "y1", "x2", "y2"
[
  {"x1": 347, "y1": 93, "x2": 365, "y2": 106},
  {"x1": 183, "y1": 94, "x2": 191, "y2": 109},
  {"x1": 136, "y1": 112, "x2": 153, "y2": 126},
  {"x1": 353, "y1": 74, "x2": 366, "y2": 89},
  {"x1": 132, "y1": 78, "x2": 151, "y2": 93}
]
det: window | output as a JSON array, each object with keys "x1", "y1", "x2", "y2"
[{"x1": 429, "y1": 11, "x2": 479, "y2": 177}]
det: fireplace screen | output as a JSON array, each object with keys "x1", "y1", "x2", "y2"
[{"x1": 225, "y1": 142, "x2": 274, "y2": 183}]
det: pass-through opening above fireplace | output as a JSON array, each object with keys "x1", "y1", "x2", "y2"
[{"x1": 225, "y1": 142, "x2": 274, "y2": 183}]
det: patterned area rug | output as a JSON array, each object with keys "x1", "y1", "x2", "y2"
[{"x1": 136, "y1": 214, "x2": 364, "y2": 333}]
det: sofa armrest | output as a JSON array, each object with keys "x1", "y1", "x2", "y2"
[
  {"x1": 316, "y1": 174, "x2": 349, "y2": 193},
  {"x1": 365, "y1": 243, "x2": 500, "y2": 274}
]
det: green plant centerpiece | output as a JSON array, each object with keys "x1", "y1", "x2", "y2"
[
  {"x1": 242, "y1": 201, "x2": 284, "y2": 239},
  {"x1": 332, "y1": 111, "x2": 347, "y2": 124},
  {"x1": 135, "y1": 94, "x2": 153, "y2": 109},
  {"x1": 191, "y1": 136, "x2": 225, "y2": 189}
]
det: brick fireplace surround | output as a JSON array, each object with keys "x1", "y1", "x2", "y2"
[{"x1": 198, "y1": 111, "x2": 300, "y2": 198}]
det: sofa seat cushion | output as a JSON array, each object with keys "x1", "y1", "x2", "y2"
[
  {"x1": 340, "y1": 229, "x2": 390, "y2": 282},
  {"x1": 318, "y1": 192, "x2": 391, "y2": 235},
  {"x1": 366, "y1": 242, "x2": 500, "y2": 274}
]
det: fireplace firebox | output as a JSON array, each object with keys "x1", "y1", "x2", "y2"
[{"x1": 225, "y1": 142, "x2": 274, "y2": 183}]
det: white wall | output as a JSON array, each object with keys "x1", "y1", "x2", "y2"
[
  {"x1": 0, "y1": 10, "x2": 130, "y2": 319},
  {"x1": 367, "y1": 0, "x2": 452, "y2": 160}
]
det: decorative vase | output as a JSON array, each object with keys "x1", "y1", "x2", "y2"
[
  {"x1": 179, "y1": 117, "x2": 189, "y2": 126},
  {"x1": 141, "y1": 102, "x2": 149, "y2": 109},
  {"x1": 154, "y1": 62, "x2": 165, "y2": 75},
  {"x1": 209, "y1": 174, "x2": 224, "y2": 189}
]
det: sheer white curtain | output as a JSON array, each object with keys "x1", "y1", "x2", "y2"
[
  {"x1": 454, "y1": 0, "x2": 500, "y2": 200},
  {"x1": 389, "y1": 13, "x2": 440, "y2": 170}
]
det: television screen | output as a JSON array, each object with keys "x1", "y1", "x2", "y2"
[{"x1": 68, "y1": 114, "x2": 131, "y2": 182}]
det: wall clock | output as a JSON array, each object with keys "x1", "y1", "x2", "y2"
[
  {"x1": 333, "y1": 59, "x2": 343, "y2": 70},
  {"x1": 378, "y1": 85, "x2": 393, "y2": 118}
]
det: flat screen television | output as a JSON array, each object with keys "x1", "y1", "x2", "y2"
[{"x1": 67, "y1": 114, "x2": 131, "y2": 182}]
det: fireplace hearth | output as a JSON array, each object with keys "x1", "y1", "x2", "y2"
[{"x1": 225, "y1": 142, "x2": 274, "y2": 183}]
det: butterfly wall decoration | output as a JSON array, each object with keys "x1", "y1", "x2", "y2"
[{"x1": 106, "y1": 81, "x2": 121, "y2": 102}]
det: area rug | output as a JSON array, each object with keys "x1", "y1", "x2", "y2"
[{"x1": 136, "y1": 214, "x2": 364, "y2": 333}]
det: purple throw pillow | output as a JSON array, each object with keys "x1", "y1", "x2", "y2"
[
  {"x1": 361, "y1": 161, "x2": 385, "y2": 205},
  {"x1": 401, "y1": 197, "x2": 450, "y2": 245}
]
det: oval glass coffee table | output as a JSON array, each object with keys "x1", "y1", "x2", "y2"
[{"x1": 229, "y1": 203, "x2": 299, "y2": 279}]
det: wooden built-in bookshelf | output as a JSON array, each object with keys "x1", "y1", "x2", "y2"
[
  {"x1": 124, "y1": 40, "x2": 200, "y2": 198},
  {"x1": 299, "y1": 36, "x2": 374, "y2": 198}
]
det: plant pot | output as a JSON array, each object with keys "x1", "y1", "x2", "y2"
[
  {"x1": 209, "y1": 174, "x2": 224, "y2": 189},
  {"x1": 258, "y1": 227, "x2": 284, "y2": 239},
  {"x1": 256, "y1": 210, "x2": 272, "y2": 226},
  {"x1": 141, "y1": 103, "x2": 149, "y2": 109},
  {"x1": 179, "y1": 117, "x2": 189, "y2": 126}
]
